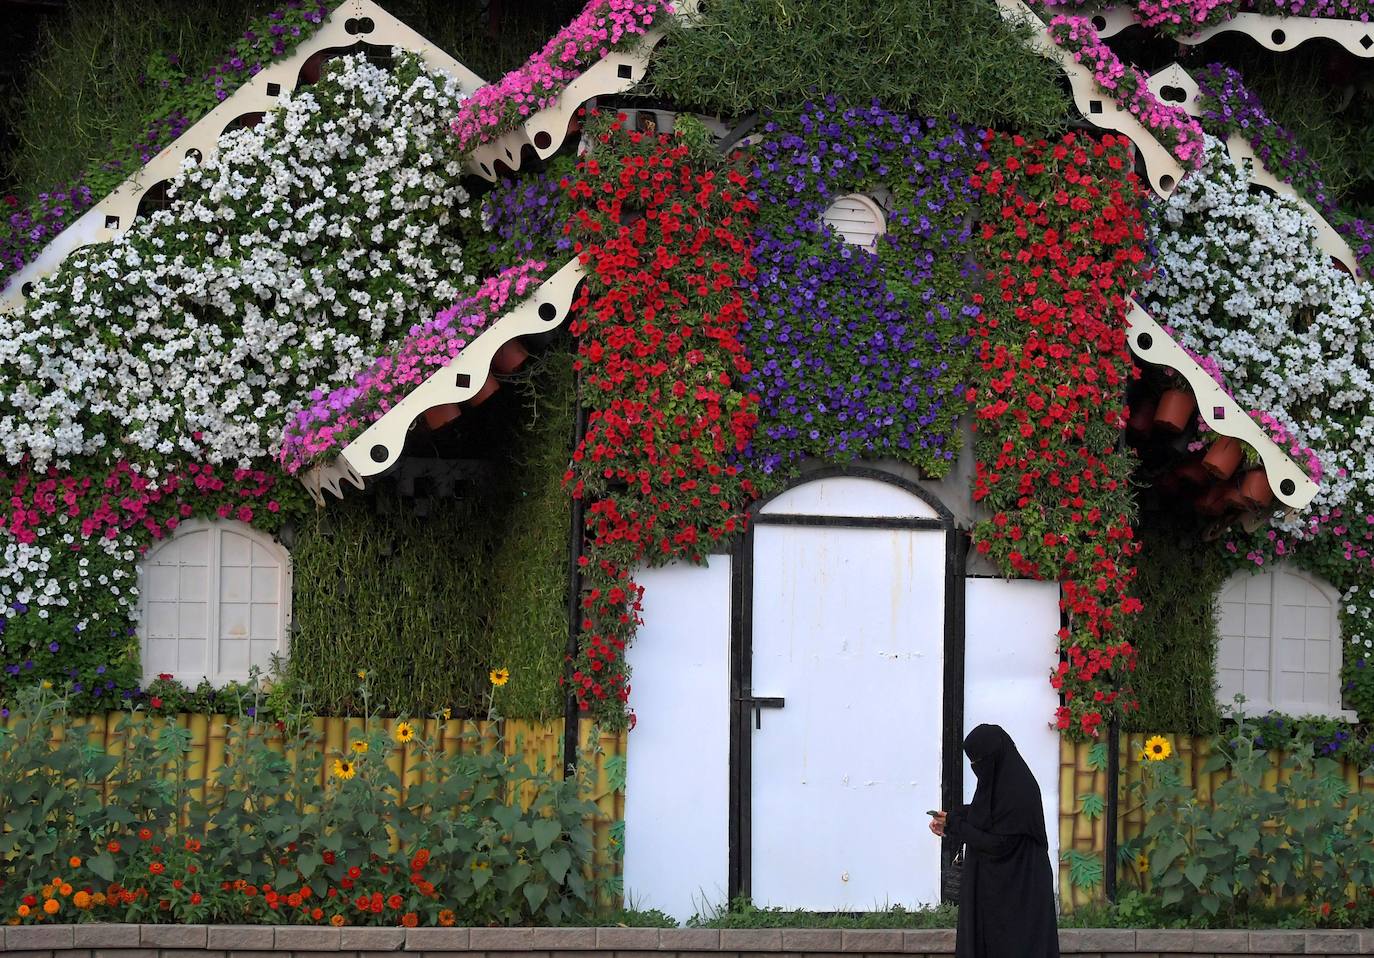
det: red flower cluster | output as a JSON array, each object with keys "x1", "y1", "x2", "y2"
[
  {"x1": 561, "y1": 116, "x2": 759, "y2": 717},
  {"x1": 967, "y1": 132, "x2": 1147, "y2": 740}
]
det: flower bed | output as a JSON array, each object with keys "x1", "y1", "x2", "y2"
[
  {"x1": 561, "y1": 116, "x2": 759, "y2": 722},
  {"x1": 449, "y1": 0, "x2": 673, "y2": 154},
  {"x1": 968, "y1": 132, "x2": 1148, "y2": 738},
  {"x1": 742, "y1": 100, "x2": 981, "y2": 479}
]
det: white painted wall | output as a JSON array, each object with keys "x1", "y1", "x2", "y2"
[
  {"x1": 623, "y1": 557, "x2": 732, "y2": 922},
  {"x1": 962, "y1": 577, "x2": 1063, "y2": 884}
]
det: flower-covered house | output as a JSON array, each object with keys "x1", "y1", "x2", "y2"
[{"x1": 2, "y1": 0, "x2": 1374, "y2": 930}]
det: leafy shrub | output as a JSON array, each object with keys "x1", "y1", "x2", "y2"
[
  {"x1": 1129, "y1": 710, "x2": 1374, "y2": 922},
  {"x1": 0, "y1": 683, "x2": 600, "y2": 926}
]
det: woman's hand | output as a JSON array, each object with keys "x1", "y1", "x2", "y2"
[{"x1": 928, "y1": 811, "x2": 947, "y2": 837}]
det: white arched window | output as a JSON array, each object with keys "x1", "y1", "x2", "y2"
[
  {"x1": 1215, "y1": 564, "x2": 1352, "y2": 719},
  {"x1": 138, "y1": 519, "x2": 292, "y2": 686},
  {"x1": 821, "y1": 193, "x2": 887, "y2": 253}
]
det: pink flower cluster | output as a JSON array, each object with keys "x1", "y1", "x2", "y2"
[
  {"x1": 1250, "y1": 409, "x2": 1324, "y2": 485},
  {"x1": 3, "y1": 460, "x2": 282, "y2": 549},
  {"x1": 449, "y1": 0, "x2": 672, "y2": 153},
  {"x1": 279, "y1": 260, "x2": 550, "y2": 473},
  {"x1": 1134, "y1": 0, "x2": 1236, "y2": 26},
  {"x1": 1047, "y1": 15, "x2": 1205, "y2": 168}
]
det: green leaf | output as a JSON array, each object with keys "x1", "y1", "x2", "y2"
[
  {"x1": 1184, "y1": 861, "x2": 1207, "y2": 890},
  {"x1": 604, "y1": 754, "x2": 628, "y2": 792},
  {"x1": 1078, "y1": 792, "x2": 1105, "y2": 820},
  {"x1": 540, "y1": 846, "x2": 572, "y2": 884},
  {"x1": 532, "y1": 819, "x2": 562, "y2": 852},
  {"x1": 297, "y1": 852, "x2": 323, "y2": 878},
  {"x1": 524, "y1": 881, "x2": 549, "y2": 911},
  {"x1": 88, "y1": 852, "x2": 116, "y2": 882},
  {"x1": 1065, "y1": 850, "x2": 1103, "y2": 890},
  {"x1": 473, "y1": 866, "x2": 491, "y2": 890},
  {"x1": 1087, "y1": 743, "x2": 1109, "y2": 772},
  {"x1": 357, "y1": 812, "x2": 379, "y2": 833}
]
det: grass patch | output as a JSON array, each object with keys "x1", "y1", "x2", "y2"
[{"x1": 645, "y1": 0, "x2": 1069, "y2": 130}]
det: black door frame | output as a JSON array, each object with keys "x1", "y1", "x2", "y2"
[{"x1": 728, "y1": 464, "x2": 969, "y2": 903}]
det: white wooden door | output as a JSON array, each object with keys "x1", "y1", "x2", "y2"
[{"x1": 747, "y1": 476, "x2": 946, "y2": 910}]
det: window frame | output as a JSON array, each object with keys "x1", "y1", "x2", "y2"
[
  {"x1": 136, "y1": 518, "x2": 293, "y2": 687},
  {"x1": 1215, "y1": 563, "x2": 1354, "y2": 721}
]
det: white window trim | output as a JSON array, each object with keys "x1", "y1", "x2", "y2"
[
  {"x1": 1216, "y1": 563, "x2": 1354, "y2": 722},
  {"x1": 137, "y1": 518, "x2": 293, "y2": 687}
]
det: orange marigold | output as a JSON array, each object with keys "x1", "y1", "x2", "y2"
[
  {"x1": 68, "y1": 857, "x2": 82, "y2": 868},
  {"x1": 401, "y1": 912, "x2": 419, "y2": 928},
  {"x1": 72, "y1": 891, "x2": 92, "y2": 910},
  {"x1": 58, "y1": 884, "x2": 72, "y2": 897},
  {"x1": 16, "y1": 905, "x2": 29, "y2": 918},
  {"x1": 42, "y1": 899, "x2": 59, "y2": 915},
  {"x1": 438, "y1": 909, "x2": 456, "y2": 927},
  {"x1": 330, "y1": 914, "x2": 346, "y2": 927}
]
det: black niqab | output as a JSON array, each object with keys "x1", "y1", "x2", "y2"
[{"x1": 948, "y1": 724, "x2": 1059, "y2": 958}]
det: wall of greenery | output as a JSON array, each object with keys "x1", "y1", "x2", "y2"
[
  {"x1": 285, "y1": 350, "x2": 574, "y2": 721},
  {"x1": 646, "y1": 0, "x2": 1069, "y2": 129}
]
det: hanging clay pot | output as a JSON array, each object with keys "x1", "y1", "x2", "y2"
[
  {"x1": 1127, "y1": 399, "x2": 1157, "y2": 438},
  {"x1": 1202, "y1": 435, "x2": 1244, "y2": 480},
  {"x1": 423, "y1": 403, "x2": 461, "y2": 431},
  {"x1": 492, "y1": 339, "x2": 530, "y2": 375},
  {"x1": 1173, "y1": 459, "x2": 1209, "y2": 487},
  {"x1": 1240, "y1": 469, "x2": 1274, "y2": 509},
  {"x1": 1195, "y1": 484, "x2": 1228, "y2": 516},
  {"x1": 1153, "y1": 388, "x2": 1196, "y2": 433},
  {"x1": 467, "y1": 375, "x2": 500, "y2": 408},
  {"x1": 1221, "y1": 484, "x2": 1249, "y2": 513}
]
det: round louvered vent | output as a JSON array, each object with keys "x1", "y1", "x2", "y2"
[{"x1": 821, "y1": 193, "x2": 886, "y2": 252}]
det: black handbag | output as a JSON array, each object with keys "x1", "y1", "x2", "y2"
[{"x1": 942, "y1": 843, "x2": 965, "y2": 904}]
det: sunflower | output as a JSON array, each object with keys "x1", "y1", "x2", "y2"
[
  {"x1": 489, "y1": 667, "x2": 510, "y2": 687},
  {"x1": 1143, "y1": 736, "x2": 1172, "y2": 761},
  {"x1": 394, "y1": 722, "x2": 415, "y2": 744},
  {"x1": 350, "y1": 739, "x2": 369, "y2": 754},
  {"x1": 332, "y1": 759, "x2": 357, "y2": 780}
]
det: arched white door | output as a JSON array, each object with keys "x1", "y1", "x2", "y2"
[{"x1": 742, "y1": 473, "x2": 949, "y2": 910}]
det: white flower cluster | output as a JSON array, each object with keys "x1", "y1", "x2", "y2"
[
  {"x1": 1140, "y1": 136, "x2": 1374, "y2": 532},
  {"x1": 0, "y1": 51, "x2": 476, "y2": 473},
  {"x1": 1346, "y1": 585, "x2": 1374, "y2": 651}
]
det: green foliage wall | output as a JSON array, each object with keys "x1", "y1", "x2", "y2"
[
  {"x1": 286, "y1": 351, "x2": 574, "y2": 720},
  {"x1": 1125, "y1": 514, "x2": 1228, "y2": 736},
  {"x1": 646, "y1": 0, "x2": 1069, "y2": 128}
]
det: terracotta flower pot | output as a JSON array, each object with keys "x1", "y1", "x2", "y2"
[
  {"x1": 1202, "y1": 435, "x2": 1244, "y2": 480},
  {"x1": 423, "y1": 403, "x2": 461, "y2": 431},
  {"x1": 1240, "y1": 469, "x2": 1274, "y2": 509},
  {"x1": 1127, "y1": 399, "x2": 1156, "y2": 437},
  {"x1": 467, "y1": 375, "x2": 500, "y2": 407},
  {"x1": 1153, "y1": 388, "x2": 1196, "y2": 433},
  {"x1": 492, "y1": 339, "x2": 530, "y2": 375},
  {"x1": 1195, "y1": 484, "x2": 1228, "y2": 516},
  {"x1": 1173, "y1": 459, "x2": 1209, "y2": 487},
  {"x1": 1221, "y1": 484, "x2": 1249, "y2": 513}
]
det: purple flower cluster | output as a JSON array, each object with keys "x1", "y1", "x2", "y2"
[
  {"x1": 1197, "y1": 62, "x2": 1374, "y2": 275},
  {"x1": 480, "y1": 163, "x2": 575, "y2": 265},
  {"x1": 742, "y1": 99, "x2": 982, "y2": 477},
  {"x1": 0, "y1": 0, "x2": 330, "y2": 293},
  {"x1": 0, "y1": 185, "x2": 95, "y2": 284}
]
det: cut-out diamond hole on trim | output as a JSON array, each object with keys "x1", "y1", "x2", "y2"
[
  {"x1": 455, "y1": 372, "x2": 472, "y2": 388},
  {"x1": 538, "y1": 302, "x2": 558, "y2": 322},
  {"x1": 370, "y1": 444, "x2": 388, "y2": 463},
  {"x1": 617, "y1": 63, "x2": 633, "y2": 79},
  {"x1": 1089, "y1": 100, "x2": 1104, "y2": 115},
  {"x1": 1213, "y1": 406, "x2": 1225, "y2": 420},
  {"x1": 266, "y1": 82, "x2": 282, "y2": 96},
  {"x1": 1362, "y1": 34, "x2": 1373, "y2": 49},
  {"x1": 105, "y1": 215, "x2": 120, "y2": 230}
]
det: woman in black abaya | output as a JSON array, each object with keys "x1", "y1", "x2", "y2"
[{"x1": 930, "y1": 724, "x2": 1059, "y2": 958}]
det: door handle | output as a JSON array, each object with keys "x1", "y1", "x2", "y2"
[{"x1": 737, "y1": 694, "x2": 785, "y2": 729}]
